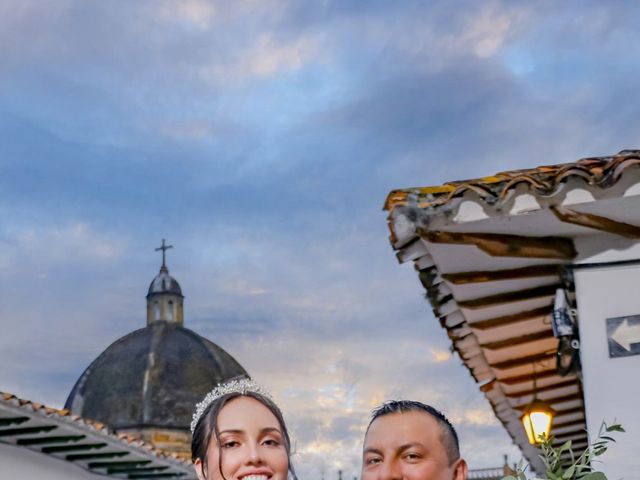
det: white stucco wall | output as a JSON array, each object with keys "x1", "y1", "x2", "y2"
[
  {"x1": 0, "y1": 442, "x2": 105, "y2": 479},
  {"x1": 574, "y1": 258, "x2": 640, "y2": 479}
]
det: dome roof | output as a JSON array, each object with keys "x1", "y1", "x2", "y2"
[
  {"x1": 64, "y1": 322, "x2": 248, "y2": 430},
  {"x1": 148, "y1": 267, "x2": 183, "y2": 297}
]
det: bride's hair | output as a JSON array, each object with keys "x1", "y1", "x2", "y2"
[{"x1": 191, "y1": 390, "x2": 297, "y2": 480}]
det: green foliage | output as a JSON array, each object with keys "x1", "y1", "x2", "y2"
[{"x1": 503, "y1": 422, "x2": 624, "y2": 480}]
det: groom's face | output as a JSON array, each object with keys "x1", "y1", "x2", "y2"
[{"x1": 362, "y1": 411, "x2": 466, "y2": 480}]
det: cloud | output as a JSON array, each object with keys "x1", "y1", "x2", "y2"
[
  {"x1": 198, "y1": 33, "x2": 318, "y2": 84},
  {"x1": 154, "y1": 0, "x2": 217, "y2": 30},
  {"x1": 0, "y1": 221, "x2": 126, "y2": 275},
  {"x1": 431, "y1": 348, "x2": 451, "y2": 363}
]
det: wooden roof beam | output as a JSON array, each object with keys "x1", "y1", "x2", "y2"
[
  {"x1": 442, "y1": 264, "x2": 563, "y2": 285},
  {"x1": 0, "y1": 417, "x2": 29, "y2": 427},
  {"x1": 459, "y1": 284, "x2": 559, "y2": 309},
  {"x1": 480, "y1": 329, "x2": 554, "y2": 350},
  {"x1": 504, "y1": 378, "x2": 577, "y2": 398},
  {"x1": 88, "y1": 460, "x2": 150, "y2": 469},
  {"x1": 551, "y1": 206, "x2": 640, "y2": 239},
  {"x1": 106, "y1": 465, "x2": 169, "y2": 475},
  {"x1": 553, "y1": 431, "x2": 588, "y2": 443},
  {"x1": 68, "y1": 451, "x2": 129, "y2": 462},
  {"x1": 42, "y1": 442, "x2": 108, "y2": 454},
  {"x1": 552, "y1": 406, "x2": 585, "y2": 418},
  {"x1": 552, "y1": 418, "x2": 586, "y2": 430},
  {"x1": 558, "y1": 441, "x2": 588, "y2": 452},
  {"x1": 490, "y1": 351, "x2": 556, "y2": 370},
  {"x1": 0, "y1": 425, "x2": 57, "y2": 437},
  {"x1": 470, "y1": 306, "x2": 552, "y2": 330},
  {"x1": 514, "y1": 392, "x2": 582, "y2": 410},
  {"x1": 17, "y1": 434, "x2": 85, "y2": 445},
  {"x1": 497, "y1": 367, "x2": 558, "y2": 385},
  {"x1": 417, "y1": 228, "x2": 577, "y2": 259},
  {"x1": 128, "y1": 474, "x2": 187, "y2": 479}
]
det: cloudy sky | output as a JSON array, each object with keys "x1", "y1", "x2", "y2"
[{"x1": 2, "y1": 0, "x2": 640, "y2": 477}]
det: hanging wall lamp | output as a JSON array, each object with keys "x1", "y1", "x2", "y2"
[{"x1": 521, "y1": 364, "x2": 555, "y2": 444}]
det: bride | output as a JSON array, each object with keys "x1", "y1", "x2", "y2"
[{"x1": 191, "y1": 377, "x2": 297, "y2": 480}]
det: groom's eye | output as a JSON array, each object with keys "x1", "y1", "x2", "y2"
[{"x1": 365, "y1": 456, "x2": 382, "y2": 465}]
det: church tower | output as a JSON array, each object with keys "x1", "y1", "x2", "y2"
[
  {"x1": 146, "y1": 239, "x2": 184, "y2": 325},
  {"x1": 65, "y1": 241, "x2": 249, "y2": 459}
]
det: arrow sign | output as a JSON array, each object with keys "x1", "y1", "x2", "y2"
[{"x1": 607, "y1": 315, "x2": 640, "y2": 358}]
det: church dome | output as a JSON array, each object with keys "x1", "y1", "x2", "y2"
[
  {"x1": 147, "y1": 267, "x2": 183, "y2": 297},
  {"x1": 64, "y1": 322, "x2": 248, "y2": 430}
]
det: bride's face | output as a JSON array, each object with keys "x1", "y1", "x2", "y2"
[{"x1": 195, "y1": 396, "x2": 289, "y2": 480}]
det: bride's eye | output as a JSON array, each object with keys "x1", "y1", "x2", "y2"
[
  {"x1": 222, "y1": 440, "x2": 239, "y2": 449},
  {"x1": 263, "y1": 437, "x2": 281, "y2": 446}
]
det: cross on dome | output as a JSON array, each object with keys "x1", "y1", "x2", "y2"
[
  {"x1": 148, "y1": 239, "x2": 183, "y2": 325},
  {"x1": 155, "y1": 239, "x2": 173, "y2": 270}
]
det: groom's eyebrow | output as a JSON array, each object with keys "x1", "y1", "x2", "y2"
[{"x1": 363, "y1": 447, "x2": 383, "y2": 456}]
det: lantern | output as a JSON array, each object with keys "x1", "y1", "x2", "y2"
[{"x1": 521, "y1": 399, "x2": 555, "y2": 444}]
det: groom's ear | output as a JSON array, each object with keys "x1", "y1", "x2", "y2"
[{"x1": 451, "y1": 457, "x2": 468, "y2": 480}]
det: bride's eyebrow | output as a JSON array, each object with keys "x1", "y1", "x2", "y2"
[
  {"x1": 260, "y1": 427, "x2": 283, "y2": 435},
  {"x1": 218, "y1": 429, "x2": 244, "y2": 435}
]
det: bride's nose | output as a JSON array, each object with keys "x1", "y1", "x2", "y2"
[{"x1": 246, "y1": 442, "x2": 263, "y2": 465}]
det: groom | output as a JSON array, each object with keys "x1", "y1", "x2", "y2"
[{"x1": 361, "y1": 400, "x2": 468, "y2": 480}]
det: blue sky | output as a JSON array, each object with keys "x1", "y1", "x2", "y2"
[{"x1": 2, "y1": 1, "x2": 640, "y2": 477}]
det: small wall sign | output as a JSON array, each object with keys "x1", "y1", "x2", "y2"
[{"x1": 607, "y1": 314, "x2": 640, "y2": 358}]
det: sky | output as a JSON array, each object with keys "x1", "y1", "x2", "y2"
[{"x1": 2, "y1": 0, "x2": 640, "y2": 478}]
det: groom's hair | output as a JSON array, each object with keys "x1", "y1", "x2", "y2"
[{"x1": 367, "y1": 400, "x2": 460, "y2": 464}]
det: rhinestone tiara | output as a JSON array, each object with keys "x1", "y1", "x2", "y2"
[{"x1": 191, "y1": 377, "x2": 272, "y2": 433}]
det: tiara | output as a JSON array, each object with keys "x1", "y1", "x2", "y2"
[{"x1": 191, "y1": 377, "x2": 272, "y2": 433}]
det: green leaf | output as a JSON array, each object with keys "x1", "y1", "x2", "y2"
[
  {"x1": 562, "y1": 465, "x2": 576, "y2": 479},
  {"x1": 559, "y1": 440, "x2": 572, "y2": 452},
  {"x1": 580, "y1": 472, "x2": 606, "y2": 480},
  {"x1": 605, "y1": 424, "x2": 625, "y2": 432},
  {"x1": 593, "y1": 446, "x2": 607, "y2": 456}
]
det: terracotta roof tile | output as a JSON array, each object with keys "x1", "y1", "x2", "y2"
[{"x1": 384, "y1": 149, "x2": 640, "y2": 211}]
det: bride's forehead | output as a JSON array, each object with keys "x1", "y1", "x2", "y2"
[{"x1": 217, "y1": 396, "x2": 280, "y2": 426}]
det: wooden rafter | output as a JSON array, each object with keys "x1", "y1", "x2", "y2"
[
  {"x1": 556, "y1": 440, "x2": 588, "y2": 450},
  {"x1": 442, "y1": 264, "x2": 563, "y2": 284},
  {"x1": 553, "y1": 432, "x2": 588, "y2": 443},
  {"x1": 552, "y1": 406, "x2": 584, "y2": 418},
  {"x1": 491, "y1": 351, "x2": 556, "y2": 370},
  {"x1": 67, "y1": 452, "x2": 129, "y2": 461},
  {"x1": 504, "y1": 379, "x2": 577, "y2": 398},
  {"x1": 469, "y1": 306, "x2": 552, "y2": 330},
  {"x1": 514, "y1": 392, "x2": 582, "y2": 409},
  {"x1": 551, "y1": 206, "x2": 640, "y2": 238},
  {"x1": 0, "y1": 425, "x2": 57, "y2": 436},
  {"x1": 480, "y1": 330, "x2": 554, "y2": 350},
  {"x1": 43, "y1": 443, "x2": 108, "y2": 454},
  {"x1": 552, "y1": 418, "x2": 586, "y2": 430},
  {"x1": 0, "y1": 417, "x2": 29, "y2": 427},
  {"x1": 417, "y1": 228, "x2": 576, "y2": 259},
  {"x1": 459, "y1": 284, "x2": 559, "y2": 309},
  {"x1": 497, "y1": 367, "x2": 559, "y2": 385},
  {"x1": 17, "y1": 435, "x2": 85, "y2": 445},
  {"x1": 87, "y1": 460, "x2": 149, "y2": 469},
  {"x1": 107, "y1": 466, "x2": 169, "y2": 475}
]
